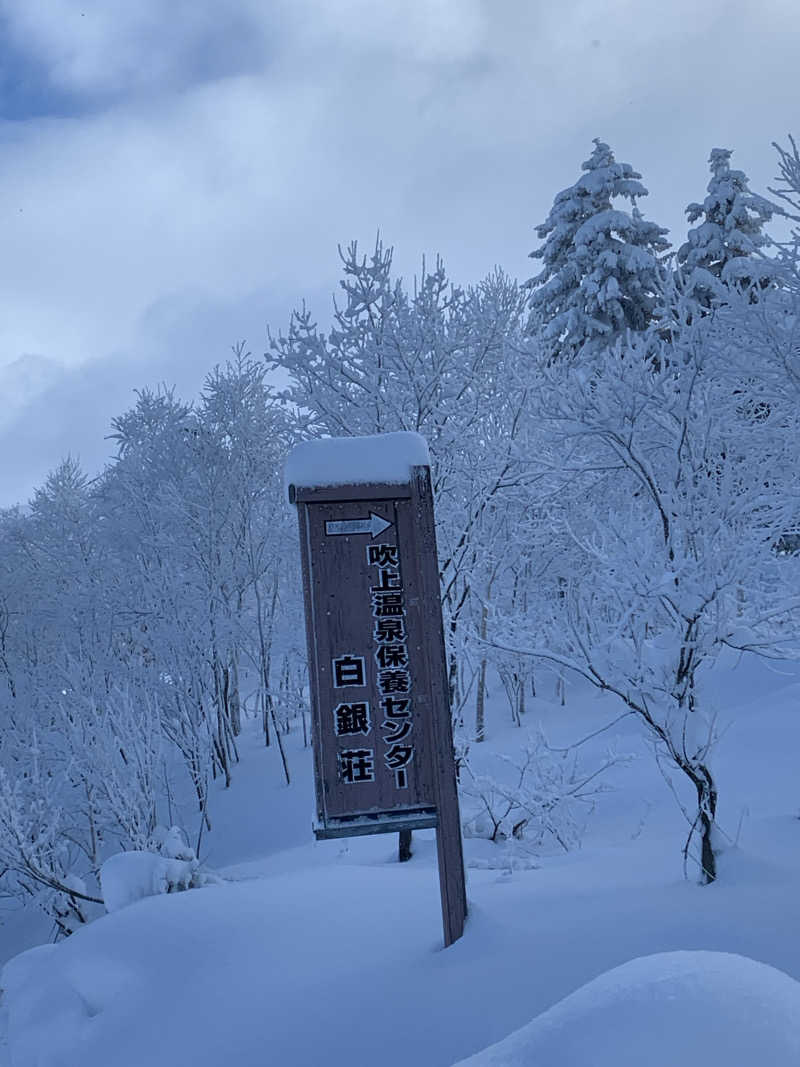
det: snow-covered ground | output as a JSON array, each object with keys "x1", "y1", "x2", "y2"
[
  {"x1": 455, "y1": 951, "x2": 800, "y2": 1066},
  {"x1": 2, "y1": 652, "x2": 799, "y2": 1066}
]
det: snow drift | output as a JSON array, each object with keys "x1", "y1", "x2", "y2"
[{"x1": 454, "y1": 950, "x2": 800, "y2": 1067}]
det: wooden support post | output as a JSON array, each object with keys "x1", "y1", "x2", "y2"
[
  {"x1": 411, "y1": 466, "x2": 467, "y2": 946},
  {"x1": 398, "y1": 829, "x2": 413, "y2": 863}
]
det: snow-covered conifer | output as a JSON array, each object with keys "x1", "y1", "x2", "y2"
[
  {"x1": 527, "y1": 139, "x2": 670, "y2": 362},
  {"x1": 677, "y1": 148, "x2": 778, "y2": 307}
]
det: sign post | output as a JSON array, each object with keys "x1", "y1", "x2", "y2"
[{"x1": 287, "y1": 434, "x2": 467, "y2": 947}]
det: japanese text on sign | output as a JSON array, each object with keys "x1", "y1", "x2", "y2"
[{"x1": 329, "y1": 541, "x2": 416, "y2": 791}]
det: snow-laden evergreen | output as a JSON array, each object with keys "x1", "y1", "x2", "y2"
[
  {"x1": 677, "y1": 148, "x2": 778, "y2": 306},
  {"x1": 526, "y1": 139, "x2": 670, "y2": 362}
]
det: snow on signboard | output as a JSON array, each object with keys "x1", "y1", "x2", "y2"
[{"x1": 284, "y1": 431, "x2": 430, "y2": 494}]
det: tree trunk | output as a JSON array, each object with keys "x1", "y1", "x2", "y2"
[
  {"x1": 475, "y1": 576, "x2": 496, "y2": 740},
  {"x1": 229, "y1": 656, "x2": 242, "y2": 736},
  {"x1": 694, "y1": 763, "x2": 718, "y2": 884},
  {"x1": 474, "y1": 600, "x2": 489, "y2": 743}
]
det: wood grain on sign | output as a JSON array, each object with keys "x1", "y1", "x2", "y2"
[{"x1": 296, "y1": 487, "x2": 438, "y2": 834}]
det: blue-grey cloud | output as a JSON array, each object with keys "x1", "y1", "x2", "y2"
[
  {"x1": 0, "y1": 1, "x2": 277, "y2": 117},
  {"x1": 0, "y1": 281, "x2": 332, "y2": 507},
  {"x1": 0, "y1": 0, "x2": 797, "y2": 505}
]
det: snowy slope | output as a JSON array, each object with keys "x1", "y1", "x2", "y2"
[{"x1": 2, "y1": 655, "x2": 799, "y2": 1067}]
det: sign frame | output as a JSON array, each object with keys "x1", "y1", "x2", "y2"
[{"x1": 289, "y1": 464, "x2": 467, "y2": 946}]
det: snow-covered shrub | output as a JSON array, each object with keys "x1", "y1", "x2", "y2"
[
  {"x1": 459, "y1": 728, "x2": 627, "y2": 852},
  {"x1": 99, "y1": 826, "x2": 218, "y2": 914},
  {"x1": 0, "y1": 758, "x2": 105, "y2": 938}
]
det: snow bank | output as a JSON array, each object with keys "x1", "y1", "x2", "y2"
[
  {"x1": 3, "y1": 662, "x2": 800, "y2": 1067},
  {"x1": 285, "y1": 432, "x2": 430, "y2": 494},
  {"x1": 5, "y1": 841, "x2": 800, "y2": 1067},
  {"x1": 453, "y1": 951, "x2": 800, "y2": 1067},
  {"x1": 0, "y1": 864, "x2": 445, "y2": 1067}
]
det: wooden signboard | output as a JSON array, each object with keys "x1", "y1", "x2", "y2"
[{"x1": 288, "y1": 460, "x2": 466, "y2": 946}]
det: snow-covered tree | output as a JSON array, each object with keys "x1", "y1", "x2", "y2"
[
  {"x1": 0, "y1": 354, "x2": 301, "y2": 928},
  {"x1": 677, "y1": 148, "x2": 778, "y2": 307},
  {"x1": 269, "y1": 239, "x2": 533, "y2": 708},
  {"x1": 196, "y1": 349, "x2": 297, "y2": 780},
  {"x1": 526, "y1": 139, "x2": 670, "y2": 362},
  {"x1": 100, "y1": 356, "x2": 297, "y2": 795},
  {"x1": 767, "y1": 134, "x2": 800, "y2": 298},
  {"x1": 495, "y1": 318, "x2": 800, "y2": 883}
]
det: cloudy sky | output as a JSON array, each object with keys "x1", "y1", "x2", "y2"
[{"x1": 0, "y1": 0, "x2": 796, "y2": 505}]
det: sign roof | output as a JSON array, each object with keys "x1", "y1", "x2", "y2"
[{"x1": 285, "y1": 432, "x2": 430, "y2": 495}]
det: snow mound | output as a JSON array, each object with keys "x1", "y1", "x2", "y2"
[
  {"x1": 99, "y1": 850, "x2": 196, "y2": 913},
  {"x1": 285, "y1": 431, "x2": 430, "y2": 493},
  {"x1": 453, "y1": 951, "x2": 800, "y2": 1067},
  {"x1": 0, "y1": 942, "x2": 136, "y2": 1066}
]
